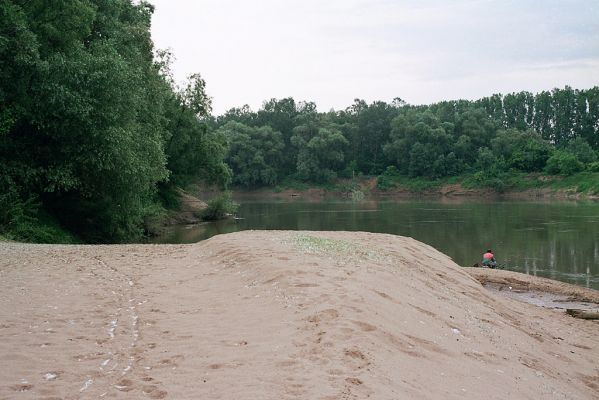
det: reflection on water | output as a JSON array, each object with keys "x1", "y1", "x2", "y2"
[{"x1": 152, "y1": 199, "x2": 599, "y2": 290}]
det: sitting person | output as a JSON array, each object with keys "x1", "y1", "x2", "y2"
[{"x1": 481, "y1": 249, "x2": 497, "y2": 268}]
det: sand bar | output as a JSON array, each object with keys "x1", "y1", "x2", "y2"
[{"x1": 1, "y1": 231, "x2": 598, "y2": 399}]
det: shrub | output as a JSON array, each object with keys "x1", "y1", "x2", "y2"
[
  {"x1": 565, "y1": 138, "x2": 597, "y2": 164},
  {"x1": 462, "y1": 168, "x2": 507, "y2": 192},
  {"x1": 377, "y1": 166, "x2": 401, "y2": 190},
  {"x1": 0, "y1": 184, "x2": 76, "y2": 243},
  {"x1": 545, "y1": 151, "x2": 584, "y2": 176},
  {"x1": 202, "y1": 192, "x2": 238, "y2": 221},
  {"x1": 587, "y1": 162, "x2": 599, "y2": 172}
]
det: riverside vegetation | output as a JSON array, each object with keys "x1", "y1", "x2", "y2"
[
  {"x1": 0, "y1": 0, "x2": 230, "y2": 243},
  {"x1": 1, "y1": 1, "x2": 598, "y2": 243},
  {"x1": 216, "y1": 91, "x2": 599, "y2": 196}
]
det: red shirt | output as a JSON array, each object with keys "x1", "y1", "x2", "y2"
[{"x1": 483, "y1": 252, "x2": 494, "y2": 260}]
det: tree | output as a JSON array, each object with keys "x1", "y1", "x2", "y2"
[
  {"x1": 503, "y1": 91, "x2": 534, "y2": 130},
  {"x1": 565, "y1": 137, "x2": 597, "y2": 164},
  {"x1": 552, "y1": 86, "x2": 576, "y2": 146},
  {"x1": 163, "y1": 72, "x2": 230, "y2": 187},
  {"x1": 346, "y1": 100, "x2": 399, "y2": 174},
  {"x1": 491, "y1": 129, "x2": 552, "y2": 172},
  {"x1": 181, "y1": 73, "x2": 212, "y2": 118},
  {"x1": 533, "y1": 90, "x2": 555, "y2": 142},
  {"x1": 384, "y1": 109, "x2": 455, "y2": 178},
  {"x1": 292, "y1": 124, "x2": 348, "y2": 182},
  {"x1": 220, "y1": 122, "x2": 284, "y2": 187}
]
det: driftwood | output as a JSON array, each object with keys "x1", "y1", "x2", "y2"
[{"x1": 566, "y1": 309, "x2": 599, "y2": 320}]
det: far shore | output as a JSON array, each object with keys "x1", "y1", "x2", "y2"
[{"x1": 192, "y1": 179, "x2": 599, "y2": 203}]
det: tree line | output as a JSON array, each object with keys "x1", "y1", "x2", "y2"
[{"x1": 214, "y1": 87, "x2": 599, "y2": 187}]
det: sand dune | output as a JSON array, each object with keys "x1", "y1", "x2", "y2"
[{"x1": 0, "y1": 231, "x2": 597, "y2": 399}]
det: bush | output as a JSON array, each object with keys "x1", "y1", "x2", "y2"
[
  {"x1": 587, "y1": 162, "x2": 599, "y2": 172},
  {"x1": 565, "y1": 138, "x2": 597, "y2": 164},
  {"x1": 157, "y1": 183, "x2": 182, "y2": 210},
  {"x1": 463, "y1": 170, "x2": 506, "y2": 192},
  {"x1": 202, "y1": 192, "x2": 238, "y2": 221},
  {"x1": 377, "y1": 166, "x2": 401, "y2": 190},
  {"x1": 545, "y1": 151, "x2": 584, "y2": 176},
  {"x1": 0, "y1": 186, "x2": 76, "y2": 243}
]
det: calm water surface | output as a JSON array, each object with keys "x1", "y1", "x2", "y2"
[{"x1": 154, "y1": 199, "x2": 599, "y2": 290}]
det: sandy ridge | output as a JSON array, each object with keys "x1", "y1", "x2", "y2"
[{"x1": 1, "y1": 231, "x2": 598, "y2": 399}]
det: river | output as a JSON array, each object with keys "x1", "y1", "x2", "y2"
[{"x1": 153, "y1": 198, "x2": 599, "y2": 290}]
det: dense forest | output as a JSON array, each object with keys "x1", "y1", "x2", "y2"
[
  {"x1": 1, "y1": 1, "x2": 598, "y2": 243},
  {"x1": 215, "y1": 88, "x2": 599, "y2": 189},
  {"x1": 0, "y1": 0, "x2": 230, "y2": 242}
]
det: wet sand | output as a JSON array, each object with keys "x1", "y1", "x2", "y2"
[{"x1": 1, "y1": 231, "x2": 598, "y2": 399}]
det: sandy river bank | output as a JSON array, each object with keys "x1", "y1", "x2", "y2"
[{"x1": 1, "y1": 231, "x2": 598, "y2": 399}]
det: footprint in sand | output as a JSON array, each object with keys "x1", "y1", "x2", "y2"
[
  {"x1": 352, "y1": 321, "x2": 377, "y2": 332},
  {"x1": 294, "y1": 283, "x2": 320, "y2": 288},
  {"x1": 345, "y1": 377, "x2": 363, "y2": 385},
  {"x1": 142, "y1": 385, "x2": 168, "y2": 399},
  {"x1": 344, "y1": 348, "x2": 367, "y2": 360},
  {"x1": 10, "y1": 383, "x2": 34, "y2": 392},
  {"x1": 307, "y1": 309, "x2": 339, "y2": 324},
  {"x1": 157, "y1": 354, "x2": 184, "y2": 368},
  {"x1": 344, "y1": 348, "x2": 371, "y2": 369},
  {"x1": 373, "y1": 290, "x2": 393, "y2": 301},
  {"x1": 114, "y1": 378, "x2": 134, "y2": 392}
]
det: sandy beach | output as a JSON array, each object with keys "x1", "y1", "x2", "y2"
[{"x1": 1, "y1": 230, "x2": 598, "y2": 399}]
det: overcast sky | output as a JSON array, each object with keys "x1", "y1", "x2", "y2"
[{"x1": 149, "y1": 0, "x2": 599, "y2": 115}]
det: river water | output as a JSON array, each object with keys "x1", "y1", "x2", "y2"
[{"x1": 153, "y1": 199, "x2": 599, "y2": 290}]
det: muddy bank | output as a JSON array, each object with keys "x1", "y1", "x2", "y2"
[
  {"x1": 465, "y1": 267, "x2": 599, "y2": 304},
  {"x1": 231, "y1": 180, "x2": 598, "y2": 202},
  {"x1": 1, "y1": 231, "x2": 598, "y2": 399}
]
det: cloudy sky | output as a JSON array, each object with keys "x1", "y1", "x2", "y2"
[{"x1": 150, "y1": 0, "x2": 599, "y2": 115}]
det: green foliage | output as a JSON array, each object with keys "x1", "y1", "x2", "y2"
[
  {"x1": 462, "y1": 149, "x2": 510, "y2": 192},
  {"x1": 545, "y1": 172, "x2": 599, "y2": 194},
  {"x1": 0, "y1": 177, "x2": 76, "y2": 243},
  {"x1": 340, "y1": 160, "x2": 360, "y2": 179},
  {"x1": 0, "y1": 1, "x2": 231, "y2": 242},
  {"x1": 376, "y1": 167, "x2": 446, "y2": 192},
  {"x1": 156, "y1": 183, "x2": 181, "y2": 210},
  {"x1": 587, "y1": 162, "x2": 599, "y2": 172},
  {"x1": 401, "y1": 177, "x2": 445, "y2": 192},
  {"x1": 463, "y1": 171, "x2": 506, "y2": 192},
  {"x1": 291, "y1": 123, "x2": 349, "y2": 183},
  {"x1": 491, "y1": 129, "x2": 552, "y2": 172},
  {"x1": 545, "y1": 151, "x2": 584, "y2": 176},
  {"x1": 11, "y1": 210, "x2": 78, "y2": 244},
  {"x1": 162, "y1": 69, "x2": 231, "y2": 188},
  {"x1": 565, "y1": 137, "x2": 597, "y2": 164},
  {"x1": 0, "y1": 179, "x2": 36, "y2": 238},
  {"x1": 202, "y1": 192, "x2": 238, "y2": 221},
  {"x1": 217, "y1": 85, "x2": 598, "y2": 196},
  {"x1": 384, "y1": 109, "x2": 469, "y2": 179},
  {"x1": 346, "y1": 100, "x2": 399, "y2": 174},
  {"x1": 220, "y1": 122, "x2": 284, "y2": 187}
]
